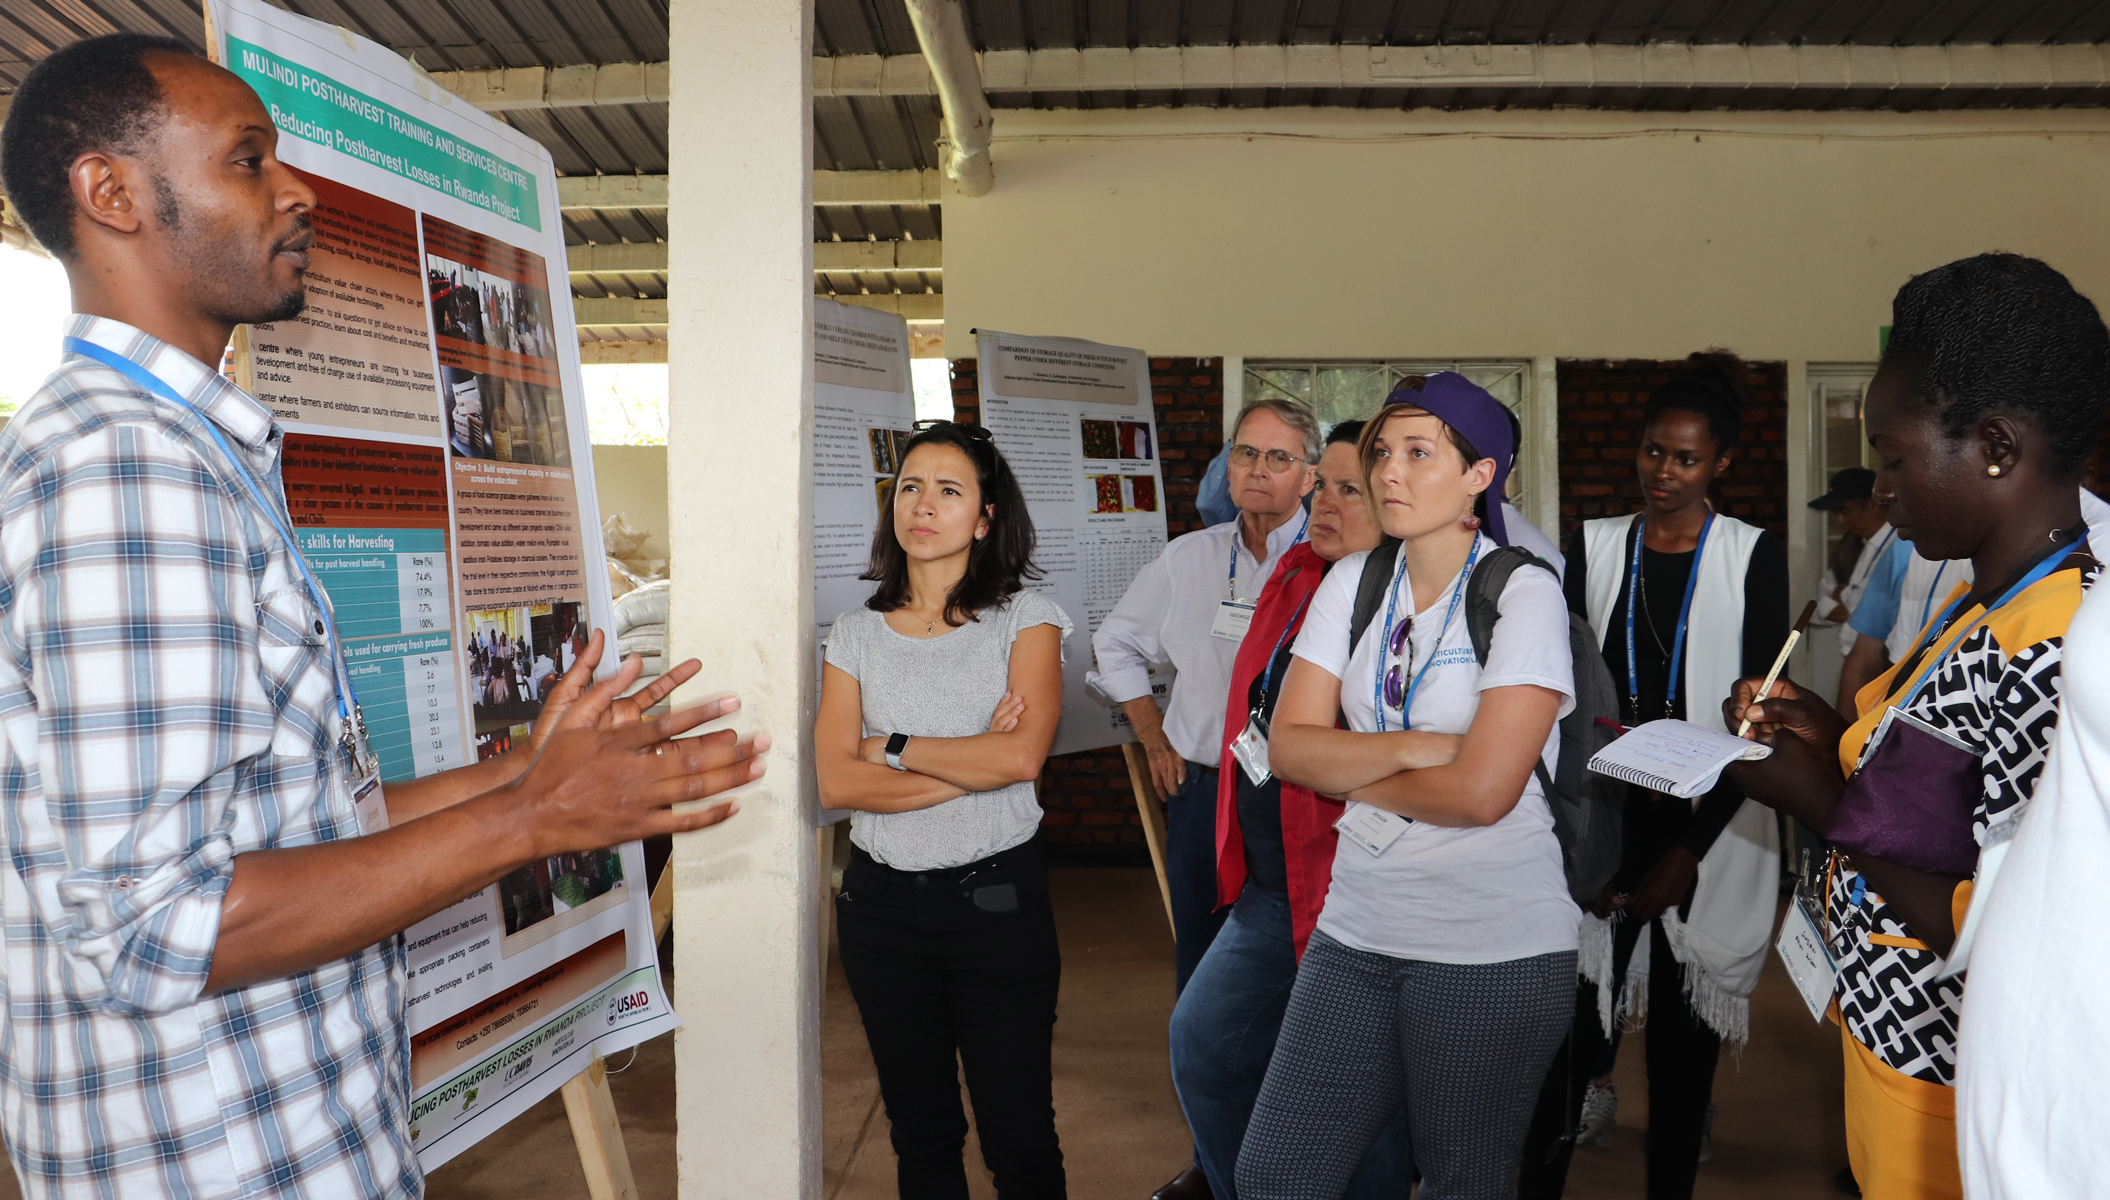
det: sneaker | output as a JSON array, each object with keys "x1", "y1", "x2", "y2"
[
  {"x1": 1576, "y1": 1083, "x2": 1617, "y2": 1150},
  {"x1": 1698, "y1": 1101, "x2": 1718, "y2": 1164}
]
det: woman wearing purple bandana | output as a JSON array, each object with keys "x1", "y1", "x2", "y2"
[{"x1": 1237, "y1": 374, "x2": 1581, "y2": 1199}]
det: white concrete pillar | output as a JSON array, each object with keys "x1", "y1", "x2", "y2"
[{"x1": 666, "y1": 1, "x2": 820, "y2": 1197}]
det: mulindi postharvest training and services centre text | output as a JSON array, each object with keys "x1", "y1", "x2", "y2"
[{"x1": 229, "y1": 37, "x2": 543, "y2": 232}]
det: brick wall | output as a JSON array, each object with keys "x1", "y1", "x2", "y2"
[
  {"x1": 950, "y1": 356, "x2": 1225, "y2": 859},
  {"x1": 1556, "y1": 359, "x2": 1790, "y2": 542}
]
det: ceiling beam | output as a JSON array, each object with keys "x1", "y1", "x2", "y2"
[
  {"x1": 813, "y1": 43, "x2": 2110, "y2": 95},
  {"x1": 825, "y1": 294, "x2": 944, "y2": 320},
  {"x1": 565, "y1": 240, "x2": 941, "y2": 278},
  {"x1": 568, "y1": 242, "x2": 668, "y2": 274},
  {"x1": 579, "y1": 339, "x2": 668, "y2": 365},
  {"x1": 577, "y1": 294, "x2": 941, "y2": 324},
  {"x1": 814, "y1": 240, "x2": 942, "y2": 272},
  {"x1": 576, "y1": 297, "x2": 668, "y2": 328},
  {"x1": 558, "y1": 174, "x2": 670, "y2": 211},
  {"x1": 558, "y1": 171, "x2": 940, "y2": 212},
  {"x1": 426, "y1": 61, "x2": 670, "y2": 111},
  {"x1": 814, "y1": 169, "x2": 941, "y2": 206}
]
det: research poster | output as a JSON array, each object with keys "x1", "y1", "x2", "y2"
[
  {"x1": 206, "y1": 0, "x2": 677, "y2": 1169},
  {"x1": 811, "y1": 300, "x2": 916, "y2": 824},
  {"x1": 976, "y1": 330, "x2": 1170, "y2": 757}
]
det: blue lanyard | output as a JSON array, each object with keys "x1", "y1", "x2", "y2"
[
  {"x1": 1229, "y1": 512, "x2": 1310, "y2": 602},
  {"x1": 1253, "y1": 592, "x2": 1315, "y2": 712},
  {"x1": 1917, "y1": 560, "x2": 1948, "y2": 634},
  {"x1": 1896, "y1": 537, "x2": 2083, "y2": 704},
  {"x1": 1625, "y1": 511, "x2": 1714, "y2": 719},
  {"x1": 1373, "y1": 537, "x2": 1481, "y2": 733},
  {"x1": 63, "y1": 338, "x2": 355, "y2": 724}
]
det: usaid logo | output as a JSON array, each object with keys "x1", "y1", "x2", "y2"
[{"x1": 606, "y1": 989, "x2": 651, "y2": 1026}]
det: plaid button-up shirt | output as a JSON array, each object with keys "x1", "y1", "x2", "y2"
[{"x1": 0, "y1": 317, "x2": 417, "y2": 1198}]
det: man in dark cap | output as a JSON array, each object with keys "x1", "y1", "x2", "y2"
[{"x1": 0, "y1": 34, "x2": 764, "y2": 1197}]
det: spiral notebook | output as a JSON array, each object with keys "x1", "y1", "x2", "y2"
[{"x1": 1587, "y1": 719, "x2": 1773, "y2": 799}]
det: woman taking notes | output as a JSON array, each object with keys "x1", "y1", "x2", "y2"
[
  {"x1": 816, "y1": 421, "x2": 1073, "y2": 1200},
  {"x1": 1728, "y1": 254, "x2": 2109, "y2": 1200},
  {"x1": 1525, "y1": 353, "x2": 1789, "y2": 1200},
  {"x1": 1238, "y1": 374, "x2": 1577, "y2": 1200}
]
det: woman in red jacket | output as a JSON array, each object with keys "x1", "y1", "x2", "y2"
[{"x1": 1166, "y1": 420, "x2": 1404, "y2": 1199}]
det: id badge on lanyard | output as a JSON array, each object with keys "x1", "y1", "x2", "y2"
[
  {"x1": 341, "y1": 702, "x2": 389, "y2": 835},
  {"x1": 1211, "y1": 599, "x2": 1256, "y2": 642},
  {"x1": 1772, "y1": 851, "x2": 1840, "y2": 1021}
]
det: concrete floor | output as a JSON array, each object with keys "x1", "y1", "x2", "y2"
[{"x1": 420, "y1": 865, "x2": 1852, "y2": 1200}]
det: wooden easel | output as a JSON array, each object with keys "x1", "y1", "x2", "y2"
[
  {"x1": 554, "y1": 865, "x2": 676, "y2": 1200},
  {"x1": 1120, "y1": 743, "x2": 1177, "y2": 936}
]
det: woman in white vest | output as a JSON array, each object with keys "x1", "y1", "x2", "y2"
[{"x1": 1520, "y1": 352, "x2": 1789, "y2": 1200}]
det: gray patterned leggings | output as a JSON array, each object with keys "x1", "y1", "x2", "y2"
[{"x1": 1234, "y1": 932, "x2": 1577, "y2": 1200}]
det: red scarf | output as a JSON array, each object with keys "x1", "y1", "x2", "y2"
[{"x1": 1213, "y1": 540, "x2": 1343, "y2": 960}]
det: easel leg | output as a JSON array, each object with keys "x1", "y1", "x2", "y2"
[
  {"x1": 562, "y1": 1052, "x2": 641, "y2": 1200},
  {"x1": 1120, "y1": 742, "x2": 1176, "y2": 937}
]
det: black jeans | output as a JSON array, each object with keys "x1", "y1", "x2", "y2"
[
  {"x1": 837, "y1": 838, "x2": 1066, "y2": 1200},
  {"x1": 1519, "y1": 919, "x2": 1721, "y2": 1200}
]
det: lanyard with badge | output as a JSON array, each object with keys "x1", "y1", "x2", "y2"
[
  {"x1": 1211, "y1": 512, "x2": 1309, "y2": 643},
  {"x1": 63, "y1": 338, "x2": 388, "y2": 835},
  {"x1": 1625, "y1": 511, "x2": 1714, "y2": 722},
  {"x1": 1335, "y1": 537, "x2": 1482, "y2": 858},
  {"x1": 1229, "y1": 592, "x2": 1313, "y2": 788}
]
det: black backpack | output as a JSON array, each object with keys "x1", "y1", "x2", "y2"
[{"x1": 1347, "y1": 540, "x2": 1623, "y2": 906}]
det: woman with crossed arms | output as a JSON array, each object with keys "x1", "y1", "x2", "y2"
[
  {"x1": 1238, "y1": 374, "x2": 1577, "y2": 1200},
  {"x1": 816, "y1": 421, "x2": 1073, "y2": 1200}
]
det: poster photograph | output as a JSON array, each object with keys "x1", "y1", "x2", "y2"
[
  {"x1": 976, "y1": 329, "x2": 1171, "y2": 757},
  {"x1": 207, "y1": 0, "x2": 675, "y2": 1169}
]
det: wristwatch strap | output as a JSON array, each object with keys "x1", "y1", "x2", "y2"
[{"x1": 884, "y1": 732, "x2": 910, "y2": 771}]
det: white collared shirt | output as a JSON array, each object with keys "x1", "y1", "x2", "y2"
[{"x1": 1090, "y1": 513, "x2": 1307, "y2": 766}]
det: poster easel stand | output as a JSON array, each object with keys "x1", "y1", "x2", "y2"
[
  {"x1": 1120, "y1": 743, "x2": 1176, "y2": 936},
  {"x1": 555, "y1": 866, "x2": 676, "y2": 1200}
]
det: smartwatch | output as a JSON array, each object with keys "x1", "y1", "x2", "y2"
[{"x1": 884, "y1": 732, "x2": 911, "y2": 771}]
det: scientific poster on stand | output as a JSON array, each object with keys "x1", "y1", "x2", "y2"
[
  {"x1": 206, "y1": 0, "x2": 677, "y2": 1169},
  {"x1": 812, "y1": 299, "x2": 915, "y2": 825},
  {"x1": 976, "y1": 329, "x2": 1170, "y2": 757}
]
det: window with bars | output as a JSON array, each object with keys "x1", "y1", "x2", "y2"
[{"x1": 1242, "y1": 359, "x2": 1535, "y2": 504}]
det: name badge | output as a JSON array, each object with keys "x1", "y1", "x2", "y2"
[
  {"x1": 1775, "y1": 896, "x2": 1840, "y2": 1022},
  {"x1": 341, "y1": 704, "x2": 390, "y2": 836},
  {"x1": 1210, "y1": 599, "x2": 1256, "y2": 643},
  {"x1": 1230, "y1": 711, "x2": 1272, "y2": 787},
  {"x1": 1334, "y1": 803, "x2": 1410, "y2": 858}
]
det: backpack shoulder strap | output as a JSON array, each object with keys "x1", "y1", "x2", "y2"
[
  {"x1": 1463, "y1": 545, "x2": 1564, "y2": 796},
  {"x1": 1347, "y1": 539, "x2": 1402, "y2": 653},
  {"x1": 1465, "y1": 544, "x2": 1559, "y2": 666}
]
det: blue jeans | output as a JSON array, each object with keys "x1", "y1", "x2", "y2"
[
  {"x1": 1171, "y1": 888, "x2": 1413, "y2": 1199},
  {"x1": 1166, "y1": 762, "x2": 1228, "y2": 995}
]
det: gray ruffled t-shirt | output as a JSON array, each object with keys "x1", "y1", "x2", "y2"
[{"x1": 824, "y1": 590, "x2": 1073, "y2": 870}]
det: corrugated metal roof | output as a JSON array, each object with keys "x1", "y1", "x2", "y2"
[
  {"x1": 819, "y1": 0, "x2": 2110, "y2": 56},
  {"x1": 4, "y1": 0, "x2": 2107, "y2": 302}
]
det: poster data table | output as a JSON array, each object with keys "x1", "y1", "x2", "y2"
[{"x1": 300, "y1": 526, "x2": 468, "y2": 781}]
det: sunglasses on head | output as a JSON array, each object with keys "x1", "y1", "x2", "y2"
[{"x1": 912, "y1": 419, "x2": 994, "y2": 442}]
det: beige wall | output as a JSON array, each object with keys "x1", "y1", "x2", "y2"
[
  {"x1": 590, "y1": 443, "x2": 670, "y2": 564},
  {"x1": 942, "y1": 107, "x2": 2110, "y2": 362}
]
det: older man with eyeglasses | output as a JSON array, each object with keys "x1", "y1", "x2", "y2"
[{"x1": 1090, "y1": 398, "x2": 1318, "y2": 1200}]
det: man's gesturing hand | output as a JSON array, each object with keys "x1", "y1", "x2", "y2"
[{"x1": 514, "y1": 704, "x2": 769, "y2": 860}]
